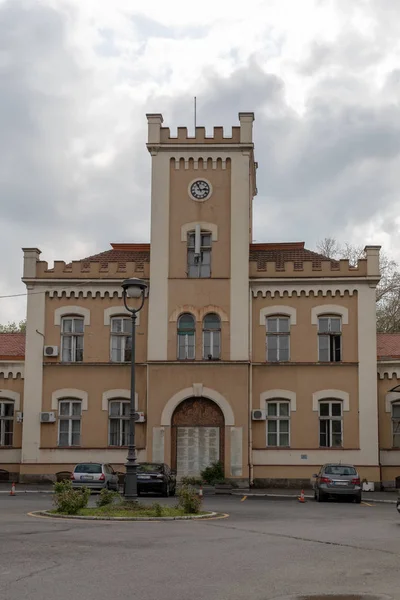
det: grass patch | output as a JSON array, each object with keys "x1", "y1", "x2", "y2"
[{"x1": 51, "y1": 501, "x2": 206, "y2": 518}]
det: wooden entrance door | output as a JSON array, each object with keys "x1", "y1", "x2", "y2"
[{"x1": 171, "y1": 398, "x2": 224, "y2": 478}]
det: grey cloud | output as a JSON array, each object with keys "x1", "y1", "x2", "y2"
[{"x1": 2, "y1": 0, "x2": 400, "y2": 323}]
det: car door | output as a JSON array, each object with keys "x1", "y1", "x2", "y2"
[
  {"x1": 107, "y1": 464, "x2": 118, "y2": 487},
  {"x1": 316, "y1": 466, "x2": 324, "y2": 490},
  {"x1": 163, "y1": 464, "x2": 169, "y2": 485}
]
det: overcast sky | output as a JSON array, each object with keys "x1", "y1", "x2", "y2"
[{"x1": 1, "y1": 0, "x2": 400, "y2": 323}]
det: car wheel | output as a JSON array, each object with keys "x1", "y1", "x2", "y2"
[
  {"x1": 317, "y1": 489, "x2": 325, "y2": 503},
  {"x1": 106, "y1": 482, "x2": 110, "y2": 490},
  {"x1": 169, "y1": 486, "x2": 176, "y2": 497},
  {"x1": 355, "y1": 493, "x2": 362, "y2": 504},
  {"x1": 163, "y1": 483, "x2": 170, "y2": 497}
]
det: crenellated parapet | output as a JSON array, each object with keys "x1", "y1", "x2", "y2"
[
  {"x1": 146, "y1": 112, "x2": 254, "y2": 148},
  {"x1": 160, "y1": 125, "x2": 241, "y2": 144},
  {"x1": 35, "y1": 260, "x2": 149, "y2": 279},
  {"x1": 249, "y1": 243, "x2": 380, "y2": 280},
  {"x1": 22, "y1": 244, "x2": 150, "y2": 281},
  {"x1": 250, "y1": 258, "x2": 368, "y2": 278}
]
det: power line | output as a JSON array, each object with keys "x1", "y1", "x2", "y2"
[{"x1": 0, "y1": 280, "x2": 112, "y2": 300}]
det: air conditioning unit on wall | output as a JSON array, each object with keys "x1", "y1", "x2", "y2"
[
  {"x1": 134, "y1": 412, "x2": 146, "y2": 423},
  {"x1": 40, "y1": 412, "x2": 56, "y2": 423},
  {"x1": 44, "y1": 345, "x2": 59, "y2": 357},
  {"x1": 16, "y1": 412, "x2": 23, "y2": 423},
  {"x1": 252, "y1": 409, "x2": 266, "y2": 421}
]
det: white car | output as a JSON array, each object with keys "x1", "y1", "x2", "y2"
[{"x1": 71, "y1": 462, "x2": 119, "y2": 491}]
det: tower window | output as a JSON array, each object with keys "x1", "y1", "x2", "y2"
[{"x1": 187, "y1": 229, "x2": 211, "y2": 278}]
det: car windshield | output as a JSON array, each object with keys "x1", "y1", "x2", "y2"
[
  {"x1": 138, "y1": 463, "x2": 163, "y2": 473},
  {"x1": 324, "y1": 465, "x2": 356, "y2": 476},
  {"x1": 74, "y1": 464, "x2": 102, "y2": 474}
]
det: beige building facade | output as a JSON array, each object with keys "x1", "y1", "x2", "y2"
[{"x1": 1, "y1": 112, "x2": 400, "y2": 486}]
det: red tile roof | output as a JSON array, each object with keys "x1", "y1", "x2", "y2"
[
  {"x1": 0, "y1": 333, "x2": 25, "y2": 359},
  {"x1": 79, "y1": 242, "x2": 333, "y2": 271},
  {"x1": 80, "y1": 243, "x2": 151, "y2": 269},
  {"x1": 250, "y1": 242, "x2": 337, "y2": 270},
  {"x1": 377, "y1": 333, "x2": 400, "y2": 359}
]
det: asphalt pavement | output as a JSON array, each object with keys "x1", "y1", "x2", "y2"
[{"x1": 1, "y1": 493, "x2": 400, "y2": 600}]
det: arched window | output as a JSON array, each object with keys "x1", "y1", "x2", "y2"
[
  {"x1": 61, "y1": 316, "x2": 84, "y2": 362},
  {"x1": 187, "y1": 230, "x2": 212, "y2": 278},
  {"x1": 266, "y1": 316, "x2": 290, "y2": 362},
  {"x1": 318, "y1": 316, "x2": 342, "y2": 362},
  {"x1": 109, "y1": 400, "x2": 130, "y2": 446},
  {"x1": 266, "y1": 400, "x2": 290, "y2": 447},
  {"x1": 0, "y1": 400, "x2": 14, "y2": 446},
  {"x1": 58, "y1": 399, "x2": 82, "y2": 446},
  {"x1": 392, "y1": 402, "x2": 400, "y2": 448},
  {"x1": 177, "y1": 313, "x2": 195, "y2": 360},
  {"x1": 203, "y1": 313, "x2": 221, "y2": 359},
  {"x1": 110, "y1": 316, "x2": 132, "y2": 362},
  {"x1": 319, "y1": 400, "x2": 343, "y2": 447}
]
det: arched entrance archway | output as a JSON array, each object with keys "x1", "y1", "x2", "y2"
[{"x1": 171, "y1": 397, "x2": 225, "y2": 478}]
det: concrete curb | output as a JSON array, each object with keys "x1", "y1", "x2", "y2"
[
  {"x1": 0, "y1": 490, "x2": 53, "y2": 495},
  {"x1": 30, "y1": 510, "x2": 222, "y2": 521},
  {"x1": 231, "y1": 492, "x2": 397, "y2": 505}
]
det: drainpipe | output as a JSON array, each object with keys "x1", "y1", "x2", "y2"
[{"x1": 248, "y1": 286, "x2": 254, "y2": 487}]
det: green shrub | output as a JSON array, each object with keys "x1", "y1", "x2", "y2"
[
  {"x1": 152, "y1": 502, "x2": 163, "y2": 517},
  {"x1": 96, "y1": 488, "x2": 120, "y2": 508},
  {"x1": 177, "y1": 485, "x2": 202, "y2": 514},
  {"x1": 180, "y1": 476, "x2": 203, "y2": 486},
  {"x1": 53, "y1": 480, "x2": 90, "y2": 515},
  {"x1": 200, "y1": 461, "x2": 225, "y2": 485}
]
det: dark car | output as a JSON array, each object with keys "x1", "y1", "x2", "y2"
[
  {"x1": 313, "y1": 463, "x2": 362, "y2": 503},
  {"x1": 397, "y1": 496, "x2": 400, "y2": 515},
  {"x1": 137, "y1": 463, "x2": 177, "y2": 497}
]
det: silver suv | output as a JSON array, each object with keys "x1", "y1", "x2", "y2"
[
  {"x1": 71, "y1": 463, "x2": 119, "y2": 491},
  {"x1": 313, "y1": 463, "x2": 362, "y2": 503}
]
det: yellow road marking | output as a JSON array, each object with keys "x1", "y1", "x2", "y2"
[
  {"x1": 361, "y1": 502, "x2": 375, "y2": 507},
  {"x1": 240, "y1": 496, "x2": 247, "y2": 502}
]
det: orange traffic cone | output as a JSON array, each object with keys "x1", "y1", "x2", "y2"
[
  {"x1": 298, "y1": 489, "x2": 305, "y2": 503},
  {"x1": 9, "y1": 482, "x2": 16, "y2": 496}
]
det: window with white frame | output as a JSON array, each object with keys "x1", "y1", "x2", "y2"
[
  {"x1": 61, "y1": 317, "x2": 84, "y2": 362},
  {"x1": 266, "y1": 316, "x2": 290, "y2": 362},
  {"x1": 203, "y1": 313, "x2": 221, "y2": 359},
  {"x1": 266, "y1": 401, "x2": 290, "y2": 446},
  {"x1": 318, "y1": 316, "x2": 342, "y2": 362},
  {"x1": 110, "y1": 316, "x2": 132, "y2": 362},
  {"x1": 109, "y1": 400, "x2": 130, "y2": 446},
  {"x1": 187, "y1": 230, "x2": 212, "y2": 278},
  {"x1": 58, "y1": 400, "x2": 82, "y2": 446},
  {"x1": 392, "y1": 402, "x2": 400, "y2": 448},
  {"x1": 177, "y1": 313, "x2": 196, "y2": 360},
  {"x1": 319, "y1": 401, "x2": 343, "y2": 447},
  {"x1": 0, "y1": 401, "x2": 14, "y2": 446}
]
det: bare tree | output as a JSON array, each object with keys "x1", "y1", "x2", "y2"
[
  {"x1": 316, "y1": 238, "x2": 400, "y2": 333},
  {"x1": 0, "y1": 320, "x2": 26, "y2": 333}
]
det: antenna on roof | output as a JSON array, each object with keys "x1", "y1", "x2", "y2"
[{"x1": 194, "y1": 96, "x2": 197, "y2": 130}]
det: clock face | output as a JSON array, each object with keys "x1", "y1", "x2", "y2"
[{"x1": 189, "y1": 179, "x2": 211, "y2": 201}]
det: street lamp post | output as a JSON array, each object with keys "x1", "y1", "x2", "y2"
[{"x1": 121, "y1": 277, "x2": 148, "y2": 500}]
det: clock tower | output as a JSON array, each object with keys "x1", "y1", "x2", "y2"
[{"x1": 146, "y1": 112, "x2": 257, "y2": 363}]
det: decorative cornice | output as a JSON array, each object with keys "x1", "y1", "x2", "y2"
[
  {"x1": 251, "y1": 284, "x2": 359, "y2": 298},
  {"x1": 378, "y1": 363, "x2": 400, "y2": 380},
  {"x1": 48, "y1": 287, "x2": 124, "y2": 298},
  {"x1": 0, "y1": 362, "x2": 24, "y2": 379}
]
